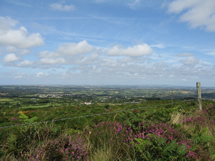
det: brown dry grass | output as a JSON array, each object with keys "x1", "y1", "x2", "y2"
[{"x1": 170, "y1": 112, "x2": 184, "y2": 124}]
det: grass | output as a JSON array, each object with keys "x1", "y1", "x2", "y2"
[
  {"x1": 0, "y1": 98, "x2": 13, "y2": 102},
  {"x1": 20, "y1": 104, "x2": 53, "y2": 109}
]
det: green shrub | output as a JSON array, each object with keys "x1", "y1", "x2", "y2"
[{"x1": 133, "y1": 135, "x2": 188, "y2": 160}]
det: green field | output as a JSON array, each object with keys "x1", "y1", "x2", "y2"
[{"x1": 0, "y1": 98, "x2": 13, "y2": 102}]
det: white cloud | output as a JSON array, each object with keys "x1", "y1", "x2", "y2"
[
  {"x1": 20, "y1": 49, "x2": 30, "y2": 55},
  {"x1": 206, "y1": 52, "x2": 215, "y2": 56},
  {"x1": 6, "y1": 46, "x2": 17, "y2": 52},
  {"x1": 128, "y1": 0, "x2": 141, "y2": 9},
  {"x1": 50, "y1": 3, "x2": 76, "y2": 11},
  {"x1": 177, "y1": 53, "x2": 194, "y2": 57},
  {"x1": 37, "y1": 40, "x2": 94, "y2": 66},
  {"x1": 168, "y1": 0, "x2": 215, "y2": 32},
  {"x1": 40, "y1": 58, "x2": 65, "y2": 64},
  {"x1": 168, "y1": 0, "x2": 200, "y2": 13},
  {"x1": 182, "y1": 78, "x2": 187, "y2": 82},
  {"x1": 0, "y1": 16, "x2": 44, "y2": 48},
  {"x1": 6, "y1": 46, "x2": 30, "y2": 55},
  {"x1": 1, "y1": 51, "x2": 214, "y2": 86},
  {"x1": 36, "y1": 72, "x2": 48, "y2": 77},
  {"x1": 18, "y1": 60, "x2": 33, "y2": 67},
  {"x1": 56, "y1": 40, "x2": 94, "y2": 56},
  {"x1": 151, "y1": 44, "x2": 165, "y2": 49},
  {"x1": 107, "y1": 43, "x2": 153, "y2": 56},
  {"x1": 3, "y1": 53, "x2": 19, "y2": 63},
  {"x1": 182, "y1": 56, "x2": 199, "y2": 65},
  {"x1": 15, "y1": 72, "x2": 28, "y2": 79},
  {"x1": 38, "y1": 50, "x2": 58, "y2": 59},
  {"x1": 177, "y1": 53, "x2": 199, "y2": 65},
  {"x1": 0, "y1": 16, "x2": 17, "y2": 30}
]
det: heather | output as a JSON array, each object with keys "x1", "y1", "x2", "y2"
[{"x1": 1, "y1": 100, "x2": 215, "y2": 160}]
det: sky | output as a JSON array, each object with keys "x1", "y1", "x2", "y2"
[{"x1": 0, "y1": 0, "x2": 215, "y2": 87}]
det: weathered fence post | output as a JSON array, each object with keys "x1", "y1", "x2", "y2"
[
  {"x1": 196, "y1": 82, "x2": 202, "y2": 110},
  {"x1": 171, "y1": 90, "x2": 174, "y2": 106}
]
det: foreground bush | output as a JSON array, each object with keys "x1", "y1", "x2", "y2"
[
  {"x1": 29, "y1": 134, "x2": 89, "y2": 161},
  {"x1": 87, "y1": 121, "x2": 212, "y2": 160}
]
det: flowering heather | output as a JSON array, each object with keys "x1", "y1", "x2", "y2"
[
  {"x1": 29, "y1": 134, "x2": 89, "y2": 161},
  {"x1": 182, "y1": 104, "x2": 215, "y2": 132},
  {"x1": 24, "y1": 111, "x2": 31, "y2": 115},
  {"x1": 183, "y1": 116, "x2": 207, "y2": 125},
  {"x1": 91, "y1": 121, "x2": 208, "y2": 160},
  {"x1": 186, "y1": 151, "x2": 197, "y2": 159},
  {"x1": 137, "y1": 123, "x2": 193, "y2": 149},
  {"x1": 205, "y1": 104, "x2": 215, "y2": 119},
  {"x1": 33, "y1": 110, "x2": 40, "y2": 113},
  {"x1": 10, "y1": 117, "x2": 17, "y2": 121}
]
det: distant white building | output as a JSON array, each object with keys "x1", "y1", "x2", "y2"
[{"x1": 84, "y1": 102, "x2": 92, "y2": 105}]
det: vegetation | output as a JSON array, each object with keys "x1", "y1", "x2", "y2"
[{"x1": 0, "y1": 85, "x2": 215, "y2": 160}]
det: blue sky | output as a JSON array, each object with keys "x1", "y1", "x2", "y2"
[{"x1": 0, "y1": 0, "x2": 215, "y2": 86}]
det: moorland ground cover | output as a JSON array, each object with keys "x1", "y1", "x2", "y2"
[{"x1": 0, "y1": 86, "x2": 215, "y2": 160}]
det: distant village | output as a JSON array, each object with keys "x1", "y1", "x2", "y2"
[
  {"x1": 34, "y1": 93, "x2": 75, "y2": 98},
  {"x1": 33, "y1": 93, "x2": 146, "y2": 105}
]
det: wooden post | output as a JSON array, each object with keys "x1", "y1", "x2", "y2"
[
  {"x1": 171, "y1": 91, "x2": 173, "y2": 106},
  {"x1": 196, "y1": 82, "x2": 202, "y2": 110}
]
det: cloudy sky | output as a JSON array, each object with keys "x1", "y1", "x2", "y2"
[{"x1": 0, "y1": 0, "x2": 215, "y2": 86}]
